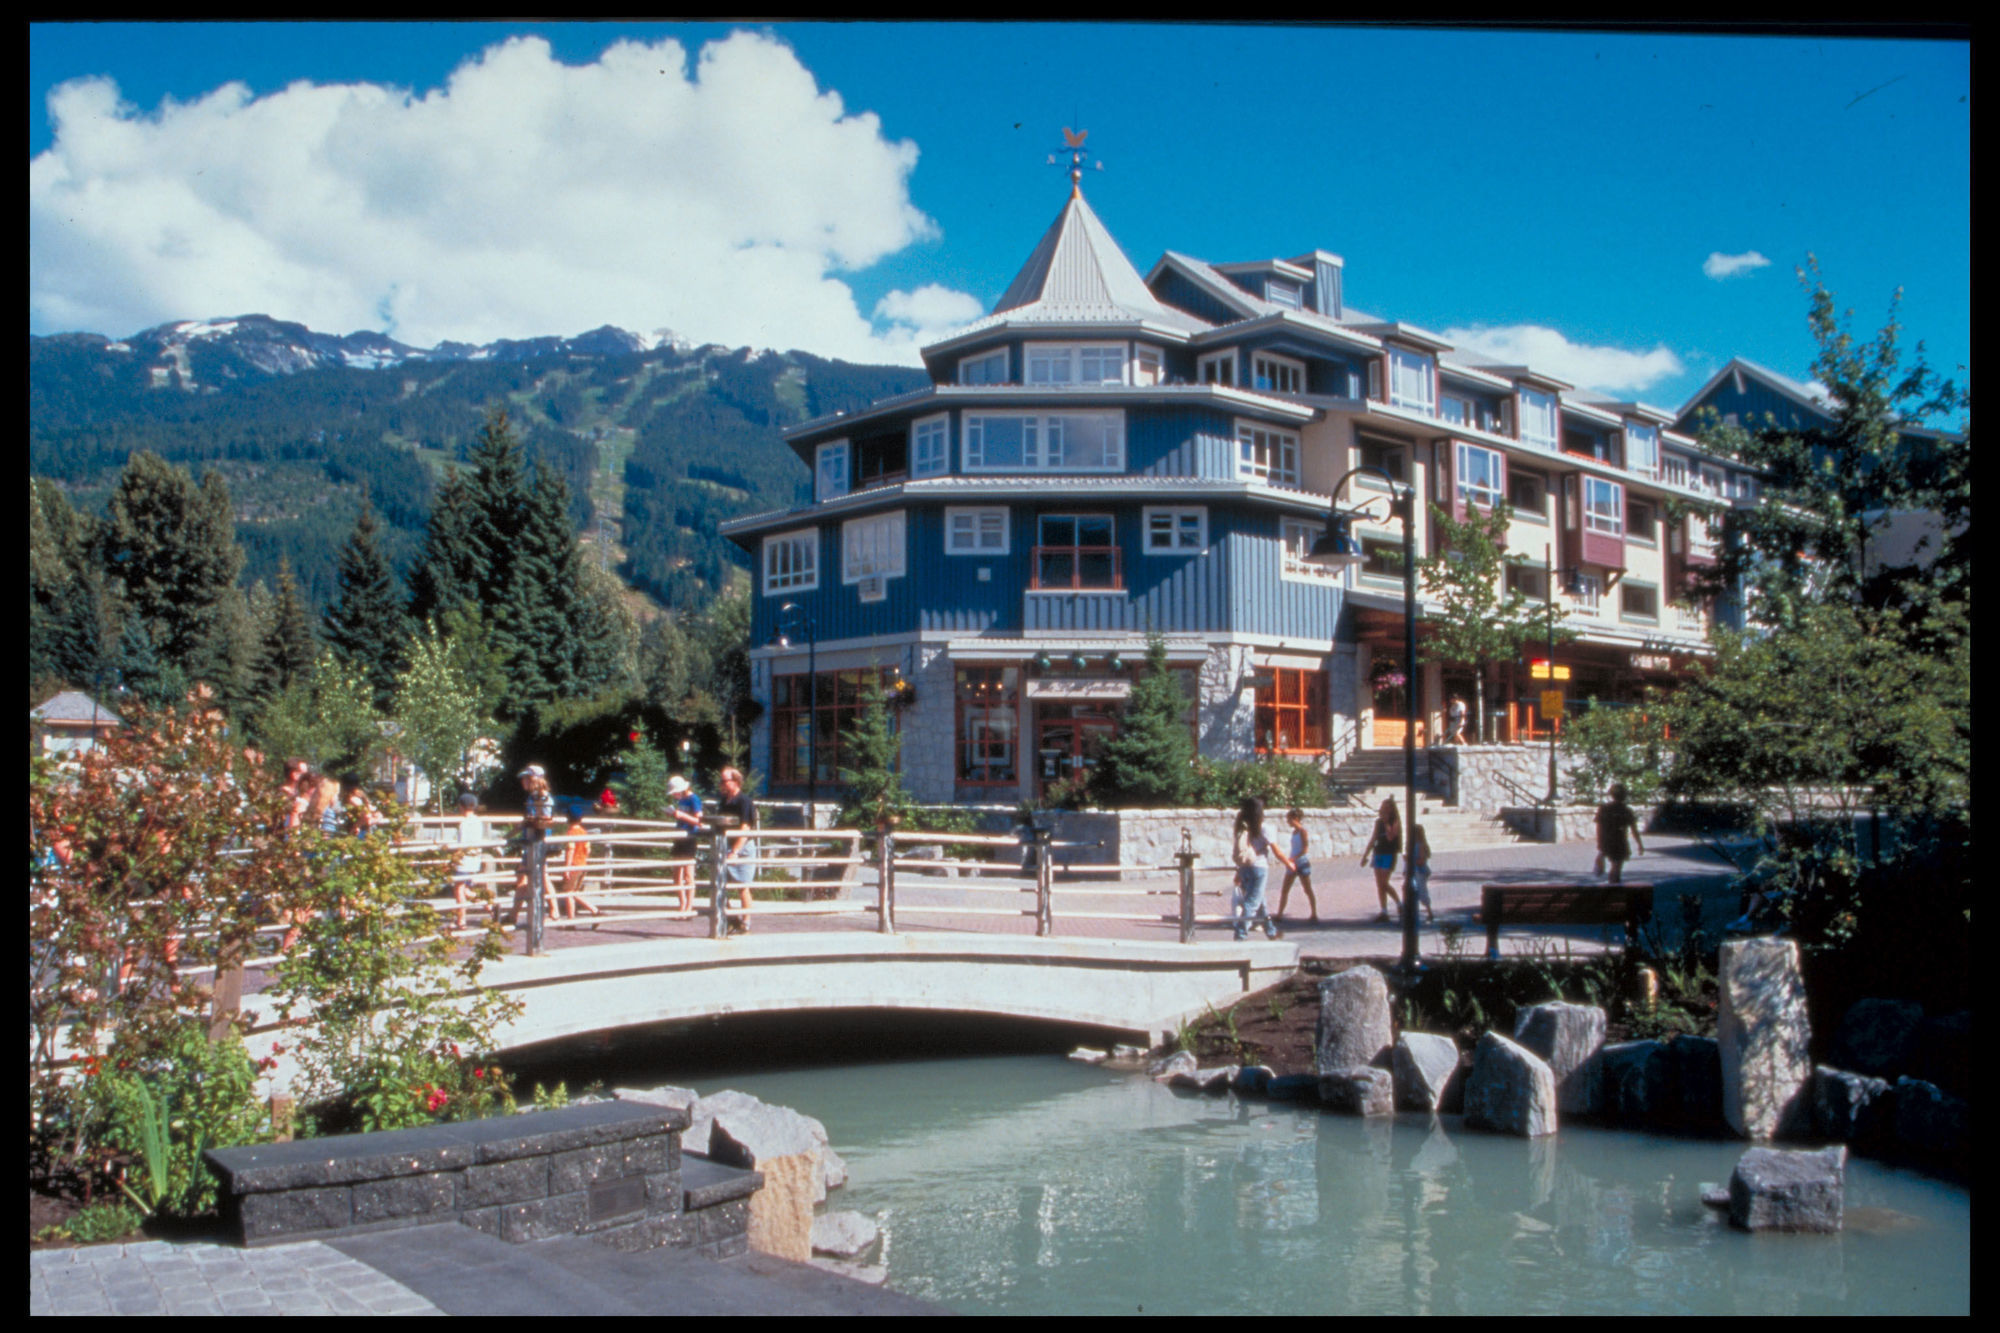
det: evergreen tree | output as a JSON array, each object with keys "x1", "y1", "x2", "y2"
[
  {"x1": 95, "y1": 453, "x2": 245, "y2": 678},
  {"x1": 837, "y1": 674, "x2": 913, "y2": 829},
  {"x1": 322, "y1": 503, "x2": 410, "y2": 711},
  {"x1": 407, "y1": 467, "x2": 483, "y2": 626},
  {"x1": 256, "y1": 557, "x2": 319, "y2": 705},
  {"x1": 30, "y1": 479, "x2": 106, "y2": 693},
  {"x1": 1089, "y1": 633, "x2": 1196, "y2": 807},
  {"x1": 615, "y1": 723, "x2": 673, "y2": 819}
]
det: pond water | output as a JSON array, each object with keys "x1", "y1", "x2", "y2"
[{"x1": 636, "y1": 1051, "x2": 1969, "y2": 1316}]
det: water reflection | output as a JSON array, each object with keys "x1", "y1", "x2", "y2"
[{"x1": 655, "y1": 1056, "x2": 1967, "y2": 1316}]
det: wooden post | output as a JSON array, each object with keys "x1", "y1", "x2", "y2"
[
  {"x1": 1034, "y1": 826, "x2": 1053, "y2": 937},
  {"x1": 710, "y1": 825, "x2": 729, "y2": 940},
  {"x1": 877, "y1": 827, "x2": 896, "y2": 934},
  {"x1": 526, "y1": 839, "x2": 546, "y2": 956},
  {"x1": 207, "y1": 958, "x2": 244, "y2": 1043}
]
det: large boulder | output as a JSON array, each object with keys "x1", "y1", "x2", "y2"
[
  {"x1": 1315, "y1": 966, "x2": 1393, "y2": 1075},
  {"x1": 1513, "y1": 1001, "x2": 1607, "y2": 1116},
  {"x1": 811, "y1": 1210, "x2": 879, "y2": 1259},
  {"x1": 1319, "y1": 1066, "x2": 1394, "y2": 1116},
  {"x1": 1462, "y1": 1032, "x2": 1558, "y2": 1138},
  {"x1": 1392, "y1": 1032, "x2": 1464, "y2": 1113},
  {"x1": 1892, "y1": 1076, "x2": 1969, "y2": 1162},
  {"x1": 1601, "y1": 1040, "x2": 1673, "y2": 1123},
  {"x1": 1668, "y1": 1035, "x2": 1724, "y2": 1131},
  {"x1": 1828, "y1": 998, "x2": 1924, "y2": 1079},
  {"x1": 1727, "y1": 1145, "x2": 1846, "y2": 1232},
  {"x1": 1811, "y1": 1066, "x2": 1893, "y2": 1146},
  {"x1": 1717, "y1": 938, "x2": 1814, "y2": 1141},
  {"x1": 704, "y1": 1091, "x2": 830, "y2": 1262}
]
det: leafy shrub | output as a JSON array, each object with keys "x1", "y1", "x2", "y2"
[
  {"x1": 1188, "y1": 757, "x2": 1329, "y2": 810},
  {"x1": 91, "y1": 1020, "x2": 270, "y2": 1217},
  {"x1": 64, "y1": 1201, "x2": 144, "y2": 1245}
]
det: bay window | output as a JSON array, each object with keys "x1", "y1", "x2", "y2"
[
  {"x1": 1237, "y1": 422, "x2": 1301, "y2": 486},
  {"x1": 1252, "y1": 352, "x2": 1305, "y2": 395},
  {"x1": 1198, "y1": 351, "x2": 1237, "y2": 386},
  {"x1": 1456, "y1": 442, "x2": 1505, "y2": 511},
  {"x1": 1584, "y1": 477, "x2": 1624, "y2": 535},
  {"x1": 964, "y1": 411, "x2": 1124, "y2": 472}
]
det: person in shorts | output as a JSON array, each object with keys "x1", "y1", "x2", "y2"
[
  {"x1": 715, "y1": 768, "x2": 758, "y2": 933},
  {"x1": 1407, "y1": 822, "x2": 1435, "y2": 925},
  {"x1": 1274, "y1": 807, "x2": 1318, "y2": 924},
  {"x1": 450, "y1": 792, "x2": 488, "y2": 931},
  {"x1": 667, "y1": 775, "x2": 703, "y2": 914},
  {"x1": 507, "y1": 765, "x2": 556, "y2": 930},
  {"x1": 1361, "y1": 797, "x2": 1404, "y2": 923},
  {"x1": 1594, "y1": 783, "x2": 1644, "y2": 883}
]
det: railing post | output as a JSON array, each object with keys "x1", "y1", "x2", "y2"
[
  {"x1": 526, "y1": 839, "x2": 546, "y2": 956},
  {"x1": 877, "y1": 827, "x2": 896, "y2": 934},
  {"x1": 1176, "y1": 826, "x2": 1197, "y2": 944},
  {"x1": 1034, "y1": 825, "x2": 1054, "y2": 937},
  {"x1": 709, "y1": 825, "x2": 729, "y2": 940}
]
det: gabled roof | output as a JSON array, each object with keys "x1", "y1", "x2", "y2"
[
  {"x1": 1677, "y1": 356, "x2": 1836, "y2": 425},
  {"x1": 31, "y1": 691, "x2": 122, "y2": 727},
  {"x1": 942, "y1": 190, "x2": 1209, "y2": 344}
]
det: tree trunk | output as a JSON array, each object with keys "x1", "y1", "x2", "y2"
[{"x1": 1474, "y1": 671, "x2": 1487, "y2": 745}]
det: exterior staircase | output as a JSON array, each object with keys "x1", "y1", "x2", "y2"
[{"x1": 1329, "y1": 748, "x2": 1529, "y2": 853}]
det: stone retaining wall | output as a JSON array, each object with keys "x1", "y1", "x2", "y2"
[{"x1": 205, "y1": 1101, "x2": 760, "y2": 1258}]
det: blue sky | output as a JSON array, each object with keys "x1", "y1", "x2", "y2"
[{"x1": 30, "y1": 22, "x2": 1969, "y2": 413}]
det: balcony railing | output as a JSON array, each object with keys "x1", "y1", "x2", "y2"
[{"x1": 1031, "y1": 545, "x2": 1123, "y2": 591}]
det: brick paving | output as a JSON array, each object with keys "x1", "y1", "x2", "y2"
[{"x1": 29, "y1": 1239, "x2": 443, "y2": 1317}]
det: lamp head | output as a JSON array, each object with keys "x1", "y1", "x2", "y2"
[{"x1": 1304, "y1": 513, "x2": 1365, "y2": 570}]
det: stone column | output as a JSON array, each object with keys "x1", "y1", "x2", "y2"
[{"x1": 1718, "y1": 938, "x2": 1814, "y2": 1141}]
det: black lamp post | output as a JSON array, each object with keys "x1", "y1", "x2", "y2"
[
  {"x1": 1306, "y1": 465, "x2": 1421, "y2": 978},
  {"x1": 774, "y1": 602, "x2": 818, "y2": 829},
  {"x1": 1539, "y1": 544, "x2": 1586, "y2": 804}
]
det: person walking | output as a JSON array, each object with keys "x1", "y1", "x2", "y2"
[
  {"x1": 1407, "y1": 821, "x2": 1436, "y2": 925},
  {"x1": 714, "y1": 767, "x2": 758, "y2": 933},
  {"x1": 1448, "y1": 694, "x2": 1468, "y2": 745},
  {"x1": 1230, "y1": 797, "x2": 1296, "y2": 941},
  {"x1": 1594, "y1": 783, "x2": 1644, "y2": 884},
  {"x1": 450, "y1": 792, "x2": 489, "y2": 931},
  {"x1": 555, "y1": 800, "x2": 602, "y2": 921},
  {"x1": 1362, "y1": 797, "x2": 1404, "y2": 922},
  {"x1": 1274, "y1": 807, "x2": 1318, "y2": 924},
  {"x1": 667, "y1": 775, "x2": 703, "y2": 915}
]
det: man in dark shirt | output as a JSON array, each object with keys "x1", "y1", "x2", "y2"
[
  {"x1": 715, "y1": 767, "x2": 757, "y2": 932},
  {"x1": 507, "y1": 765, "x2": 557, "y2": 929}
]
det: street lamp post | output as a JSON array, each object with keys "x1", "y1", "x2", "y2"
[
  {"x1": 1546, "y1": 544, "x2": 1559, "y2": 804},
  {"x1": 774, "y1": 602, "x2": 818, "y2": 829},
  {"x1": 1306, "y1": 465, "x2": 1421, "y2": 979}
]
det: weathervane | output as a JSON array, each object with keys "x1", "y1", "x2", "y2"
[{"x1": 1047, "y1": 126, "x2": 1104, "y2": 196}]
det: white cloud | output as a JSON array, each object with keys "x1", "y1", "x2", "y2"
[
  {"x1": 1442, "y1": 324, "x2": 1684, "y2": 396},
  {"x1": 1702, "y1": 250, "x2": 1771, "y2": 281},
  {"x1": 28, "y1": 32, "x2": 981, "y2": 365}
]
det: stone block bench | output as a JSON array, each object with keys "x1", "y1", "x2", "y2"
[
  {"x1": 1479, "y1": 882, "x2": 1653, "y2": 958},
  {"x1": 206, "y1": 1100, "x2": 762, "y2": 1258}
]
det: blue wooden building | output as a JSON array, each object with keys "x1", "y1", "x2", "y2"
[{"x1": 724, "y1": 180, "x2": 1757, "y2": 805}]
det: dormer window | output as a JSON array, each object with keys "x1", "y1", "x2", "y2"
[
  {"x1": 1455, "y1": 442, "x2": 1505, "y2": 511},
  {"x1": 958, "y1": 349, "x2": 1009, "y2": 385},
  {"x1": 1198, "y1": 351, "x2": 1238, "y2": 387},
  {"x1": 1026, "y1": 343, "x2": 1126, "y2": 386},
  {"x1": 1387, "y1": 347, "x2": 1435, "y2": 415},
  {"x1": 1265, "y1": 278, "x2": 1301, "y2": 309},
  {"x1": 815, "y1": 440, "x2": 849, "y2": 502}
]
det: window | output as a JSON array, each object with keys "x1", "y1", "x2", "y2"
[
  {"x1": 842, "y1": 511, "x2": 906, "y2": 582},
  {"x1": 956, "y1": 666, "x2": 1019, "y2": 786},
  {"x1": 1661, "y1": 453, "x2": 1691, "y2": 488},
  {"x1": 1237, "y1": 422, "x2": 1301, "y2": 486},
  {"x1": 945, "y1": 506, "x2": 1009, "y2": 555},
  {"x1": 1689, "y1": 511, "x2": 1721, "y2": 559},
  {"x1": 1509, "y1": 470, "x2": 1548, "y2": 519},
  {"x1": 1620, "y1": 582, "x2": 1660, "y2": 622},
  {"x1": 1731, "y1": 473, "x2": 1759, "y2": 502},
  {"x1": 773, "y1": 668, "x2": 891, "y2": 786},
  {"x1": 1360, "y1": 536, "x2": 1405, "y2": 580},
  {"x1": 1281, "y1": 517, "x2": 1339, "y2": 580},
  {"x1": 815, "y1": 440, "x2": 848, "y2": 502},
  {"x1": 1456, "y1": 442, "x2": 1505, "y2": 510},
  {"x1": 1265, "y1": 279, "x2": 1302, "y2": 309},
  {"x1": 1133, "y1": 345, "x2": 1164, "y2": 386},
  {"x1": 1564, "y1": 428, "x2": 1611, "y2": 462},
  {"x1": 1357, "y1": 437, "x2": 1407, "y2": 484},
  {"x1": 911, "y1": 414, "x2": 948, "y2": 478},
  {"x1": 1388, "y1": 347, "x2": 1435, "y2": 414},
  {"x1": 1256, "y1": 668, "x2": 1328, "y2": 753},
  {"x1": 762, "y1": 529, "x2": 818, "y2": 595},
  {"x1": 1625, "y1": 422, "x2": 1660, "y2": 477},
  {"x1": 1441, "y1": 395, "x2": 1472, "y2": 428},
  {"x1": 1198, "y1": 351, "x2": 1237, "y2": 386},
  {"x1": 1505, "y1": 563, "x2": 1548, "y2": 600},
  {"x1": 1626, "y1": 496, "x2": 1657, "y2": 542},
  {"x1": 1569, "y1": 572, "x2": 1602, "y2": 613},
  {"x1": 958, "y1": 349, "x2": 1008, "y2": 385},
  {"x1": 964, "y1": 412, "x2": 1124, "y2": 472},
  {"x1": 1034, "y1": 514, "x2": 1119, "y2": 590},
  {"x1": 1026, "y1": 342, "x2": 1126, "y2": 386},
  {"x1": 1696, "y1": 464, "x2": 1726, "y2": 497},
  {"x1": 1252, "y1": 352, "x2": 1305, "y2": 395},
  {"x1": 1144, "y1": 506, "x2": 1207, "y2": 553},
  {"x1": 1584, "y1": 477, "x2": 1623, "y2": 535},
  {"x1": 1519, "y1": 388, "x2": 1559, "y2": 450}
]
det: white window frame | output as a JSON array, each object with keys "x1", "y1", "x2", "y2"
[
  {"x1": 1265, "y1": 278, "x2": 1302, "y2": 308},
  {"x1": 1133, "y1": 345, "x2": 1165, "y2": 386},
  {"x1": 1143, "y1": 506, "x2": 1207, "y2": 554},
  {"x1": 910, "y1": 413, "x2": 949, "y2": 478},
  {"x1": 1455, "y1": 442, "x2": 1505, "y2": 511},
  {"x1": 1198, "y1": 350, "x2": 1238, "y2": 387},
  {"x1": 842, "y1": 511, "x2": 906, "y2": 583},
  {"x1": 1569, "y1": 572, "x2": 1603, "y2": 614},
  {"x1": 815, "y1": 439, "x2": 849, "y2": 502},
  {"x1": 1619, "y1": 581, "x2": 1660, "y2": 623},
  {"x1": 1662, "y1": 453, "x2": 1691, "y2": 488},
  {"x1": 762, "y1": 528, "x2": 819, "y2": 596},
  {"x1": 1518, "y1": 388, "x2": 1559, "y2": 450},
  {"x1": 1236, "y1": 420, "x2": 1301, "y2": 486},
  {"x1": 1025, "y1": 342, "x2": 1127, "y2": 387},
  {"x1": 1251, "y1": 351, "x2": 1305, "y2": 395},
  {"x1": 957, "y1": 349, "x2": 1009, "y2": 386},
  {"x1": 1584, "y1": 476, "x2": 1624, "y2": 535},
  {"x1": 1281, "y1": 517, "x2": 1340, "y2": 581},
  {"x1": 944, "y1": 506, "x2": 1009, "y2": 555},
  {"x1": 1697, "y1": 463, "x2": 1726, "y2": 497},
  {"x1": 1387, "y1": 346, "x2": 1435, "y2": 415},
  {"x1": 1624, "y1": 422, "x2": 1660, "y2": 477},
  {"x1": 963, "y1": 411, "x2": 1125, "y2": 473}
]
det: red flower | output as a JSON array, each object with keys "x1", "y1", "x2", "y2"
[
  {"x1": 473, "y1": 1067, "x2": 485, "y2": 1079},
  {"x1": 269, "y1": 1043, "x2": 284, "y2": 1056}
]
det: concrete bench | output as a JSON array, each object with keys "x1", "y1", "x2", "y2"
[{"x1": 1479, "y1": 882, "x2": 1653, "y2": 958}]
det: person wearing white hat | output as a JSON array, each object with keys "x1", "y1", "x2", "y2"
[
  {"x1": 505, "y1": 765, "x2": 556, "y2": 933},
  {"x1": 667, "y1": 775, "x2": 703, "y2": 912}
]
